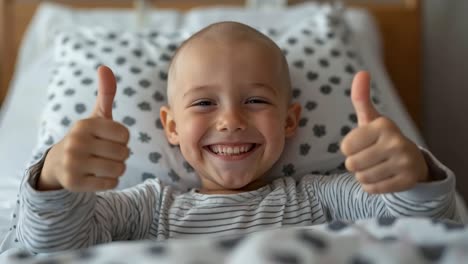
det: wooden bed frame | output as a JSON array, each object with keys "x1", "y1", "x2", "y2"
[{"x1": 0, "y1": 0, "x2": 421, "y2": 126}]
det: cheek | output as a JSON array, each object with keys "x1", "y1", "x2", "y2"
[
  {"x1": 178, "y1": 118, "x2": 203, "y2": 164},
  {"x1": 262, "y1": 110, "x2": 287, "y2": 138},
  {"x1": 179, "y1": 115, "x2": 208, "y2": 145},
  {"x1": 254, "y1": 110, "x2": 287, "y2": 135}
]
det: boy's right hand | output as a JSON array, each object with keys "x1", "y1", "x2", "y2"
[{"x1": 38, "y1": 66, "x2": 130, "y2": 192}]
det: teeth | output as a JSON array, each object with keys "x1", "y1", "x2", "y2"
[{"x1": 209, "y1": 144, "x2": 255, "y2": 155}]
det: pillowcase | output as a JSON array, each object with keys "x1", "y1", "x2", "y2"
[{"x1": 37, "y1": 6, "x2": 383, "y2": 190}]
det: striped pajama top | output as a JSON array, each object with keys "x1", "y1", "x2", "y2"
[{"x1": 17, "y1": 149, "x2": 458, "y2": 254}]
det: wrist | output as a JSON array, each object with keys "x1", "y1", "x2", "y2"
[
  {"x1": 37, "y1": 171, "x2": 62, "y2": 191},
  {"x1": 418, "y1": 148, "x2": 445, "y2": 183},
  {"x1": 37, "y1": 146, "x2": 63, "y2": 191},
  {"x1": 418, "y1": 164, "x2": 430, "y2": 183}
]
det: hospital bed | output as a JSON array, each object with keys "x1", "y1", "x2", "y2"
[{"x1": 0, "y1": 0, "x2": 467, "y2": 263}]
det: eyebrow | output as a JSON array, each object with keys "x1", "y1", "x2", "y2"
[
  {"x1": 250, "y1": 83, "x2": 278, "y2": 96},
  {"x1": 182, "y1": 85, "x2": 213, "y2": 99}
]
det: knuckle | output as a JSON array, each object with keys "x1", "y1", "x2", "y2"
[
  {"x1": 116, "y1": 163, "x2": 126, "y2": 176},
  {"x1": 361, "y1": 184, "x2": 372, "y2": 194},
  {"x1": 62, "y1": 173, "x2": 78, "y2": 190},
  {"x1": 387, "y1": 137, "x2": 404, "y2": 152},
  {"x1": 354, "y1": 171, "x2": 363, "y2": 182},
  {"x1": 345, "y1": 158, "x2": 358, "y2": 172},
  {"x1": 121, "y1": 127, "x2": 130, "y2": 144},
  {"x1": 363, "y1": 184, "x2": 379, "y2": 194},
  {"x1": 63, "y1": 138, "x2": 78, "y2": 155},
  {"x1": 63, "y1": 136, "x2": 82, "y2": 153},
  {"x1": 113, "y1": 123, "x2": 130, "y2": 143},
  {"x1": 375, "y1": 117, "x2": 394, "y2": 130},
  {"x1": 62, "y1": 138, "x2": 73, "y2": 153},
  {"x1": 72, "y1": 119, "x2": 89, "y2": 132},
  {"x1": 106, "y1": 179, "x2": 119, "y2": 189},
  {"x1": 340, "y1": 140, "x2": 350, "y2": 156},
  {"x1": 94, "y1": 179, "x2": 107, "y2": 190},
  {"x1": 125, "y1": 147, "x2": 131, "y2": 159},
  {"x1": 121, "y1": 164, "x2": 127, "y2": 176},
  {"x1": 117, "y1": 146, "x2": 130, "y2": 160},
  {"x1": 62, "y1": 153, "x2": 77, "y2": 171},
  {"x1": 106, "y1": 162, "x2": 125, "y2": 177},
  {"x1": 356, "y1": 171, "x2": 369, "y2": 184},
  {"x1": 398, "y1": 156, "x2": 411, "y2": 169}
]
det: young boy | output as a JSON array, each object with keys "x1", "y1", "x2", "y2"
[{"x1": 17, "y1": 22, "x2": 458, "y2": 253}]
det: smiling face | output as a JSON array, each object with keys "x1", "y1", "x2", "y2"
[{"x1": 160, "y1": 22, "x2": 301, "y2": 193}]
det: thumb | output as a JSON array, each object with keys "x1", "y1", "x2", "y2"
[
  {"x1": 351, "y1": 71, "x2": 380, "y2": 126},
  {"x1": 92, "y1": 65, "x2": 117, "y2": 119}
]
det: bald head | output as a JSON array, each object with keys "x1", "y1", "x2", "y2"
[{"x1": 167, "y1": 21, "x2": 292, "y2": 106}]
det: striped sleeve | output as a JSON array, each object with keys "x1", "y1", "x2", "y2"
[
  {"x1": 16, "y1": 153, "x2": 162, "y2": 254},
  {"x1": 305, "y1": 149, "x2": 459, "y2": 222}
]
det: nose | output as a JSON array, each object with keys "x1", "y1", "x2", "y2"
[{"x1": 216, "y1": 106, "x2": 247, "y2": 132}]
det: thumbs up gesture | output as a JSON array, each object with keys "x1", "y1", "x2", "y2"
[
  {"x1": 340, "y1": 71, "x2": 429, "y2": 194},
  {"x1": 38, "y1": 66, "x2": 130, "y2": 192}
]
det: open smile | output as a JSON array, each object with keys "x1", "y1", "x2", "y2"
[{"x1": 204, "y1": 143, "x2": 260, "y2": 161}]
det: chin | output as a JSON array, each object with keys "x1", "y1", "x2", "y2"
[
  {"x1": 219, "y1": 180, "x2": 249, "y2": 190},
  {"x1": 213, "y1": 175, "x2": 250, "y2": 190},
  {"x1": 219, "y1": 176, "x2": 265, "y2": 191}
]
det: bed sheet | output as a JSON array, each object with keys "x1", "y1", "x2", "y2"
[
  {"x1": 0, "y1": 50, "x2": 52, "y2": 243},
  {"x1": 1, "y1": 217, "x2": 467, "y2": 263},
  {"x1": 1, "y1": 2, "x2": 467, "y2": 244}
]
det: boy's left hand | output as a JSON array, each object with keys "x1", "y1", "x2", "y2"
[{"x1": 340, "y1": 71, "x2": 429, "y2": 194}]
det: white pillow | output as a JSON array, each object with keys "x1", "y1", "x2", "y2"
[{"x1": 37, "y1": 7, "x2": 383, "y2": 190}]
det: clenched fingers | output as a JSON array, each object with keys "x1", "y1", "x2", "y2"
[
  {"x1": 73, "y1": 118, "x2": 130, "y2": 144},
  {"x1": 89, "y1": 138, "x2": 130, "y2": 161},
  {"x1": 361, "y1": 172, "x2": 416, "y2": 194},
  {"x1": 354, "y1": 160, "x2": 394, "y2": 184},
  {"x1": 345, "y1": 144, "x2": 388, "y2": 172},
  {"x1": 340, "y1": 125, "x2": 379, "y2": 156},
  {"x1": 341, "y1": 117, "x2": 400, "y2": 156},
  {"x1": 85, "y1": 156, "x2": 126, "y2": 178}
]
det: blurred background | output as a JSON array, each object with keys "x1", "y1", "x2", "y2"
[{"x1": 423, "y1": 0, "x2": 468, "y2": 202}]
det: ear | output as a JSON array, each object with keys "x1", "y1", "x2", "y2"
[
  {"x1": 160, "y1": 105, "x2": 179, "y2": 145},
  {"x1": 284, "y1": 102, "x2": 302, "y2": 138}
]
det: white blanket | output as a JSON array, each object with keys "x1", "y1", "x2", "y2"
[{"x1": 1, "y1": 217, "x2": 467, "y2": 264}]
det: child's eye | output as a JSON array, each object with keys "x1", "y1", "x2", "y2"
[
  {"x1": 245, "y1": 98, "x2": 269, "y2": 104},
  {"x1": 192, "y1": 100, "x2": 215, "y2": 107}
]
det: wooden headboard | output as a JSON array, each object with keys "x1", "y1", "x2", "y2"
[{"x1": 0, "y1": 0, "x2": 421, "y2": 126}]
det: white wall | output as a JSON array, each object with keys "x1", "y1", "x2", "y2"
[{"x1": 423, "y1": 0, "x2": 468, "y2": 202}]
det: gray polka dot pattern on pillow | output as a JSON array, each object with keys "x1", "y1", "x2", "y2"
[
  {"x1": 41, "y1": 28, "x2": 199, "y2": 190},
  {"x1": 259, "y1": 9, "x2": 383, "y2": 180},
  {"x1": 39, "y1": 7, "x2": 383, "y2": 190}
]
